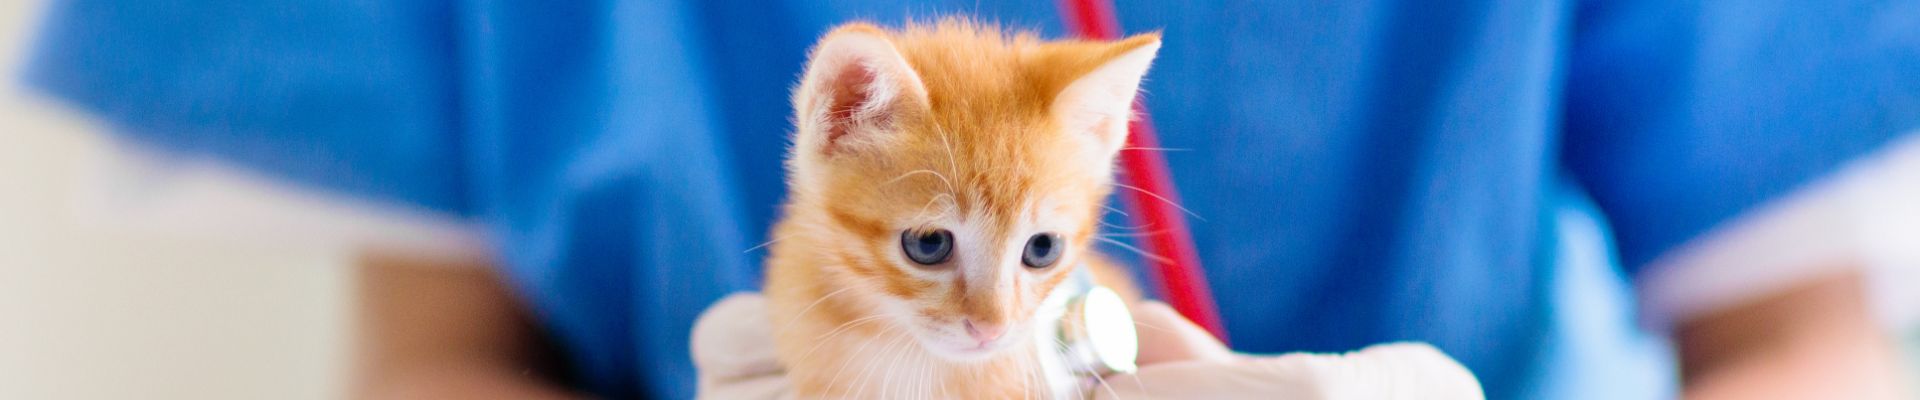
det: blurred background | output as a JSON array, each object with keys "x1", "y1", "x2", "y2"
[
  {"x1": 1, "y1": 1, "x2": 349, "y2": 398},
  {"x1": 2, "y1": 0, "x2": 1918, "y2": 399}
]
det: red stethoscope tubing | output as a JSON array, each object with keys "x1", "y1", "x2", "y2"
[{"x1": 1058, "y1": 0, "x2": 1230, "y2": 343}]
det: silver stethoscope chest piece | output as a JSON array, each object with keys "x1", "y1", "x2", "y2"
[
  {"x1": 1039, "y1": 265, "x2": 1139, "y2": 395},
  {"x1": 1056, "y1": 285, "x2": 1139, "y2": 376}
]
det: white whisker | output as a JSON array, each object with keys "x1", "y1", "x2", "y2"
[
  {"x1": 795, "y1": 315, "x2": 889, "y2": 365},
  {"x1": 848, "y1": 330, "x2": 907, "y2": 399},
  {"x1": 937, "y1": 125, "x2": 961, "y2": 187},
  {"x1": 1054, "y1": 337, "x2": 1123, "y2": 400},
  {"x1": 1099, "y1": 218, "x2": 1156, "y2": 231},
  {"x1": 918, "y1": 350, "x2": 933, "y2": 400},
  {"x1": 935, "y1": 125, "x2": 964, "y2": 206},
  {"x1": 1098, "y1": 229, "x2": 1171, "y2": 238},
  {"x1": 1112, "y1": 182, "x2": 1205, "y2": 221},
  {"x1": 864, "y1": 334, "x2": 913, "y2": 400},
  {"x1": 776, "y1": 286, "x2": 858, "y2": 333},
  {"x1": 1128, "y1": 371, "x2": 1150, "y2": 399},
  {"x1": 908, "y1": 193, "x2": 959, "y2": 224},
  {"x1": 742, "y1": 233, "x2": 794, "y2": 254},
  {"x1": 884, "y1": 169, "x2": 958, "y2": 195},
  {"x1": 826, "y1": 325, "x2": 894, "y2": 398},
  {"x1": 910, "y1": 354, "x2": 923, "y2": 400},
  {"x1": 880, "y1": 340, "x2": 897, "y2": 399},
  {"x1": 935, "y1": 359, "x2": 950, "y2": 400},
  {"x1": 1095, "y1": 236, "x2": 1175, "y2": 265},
  {"x1": 1127, "y1": 319, "x2": 1183, "y2": 337},
  {"x1": 1020, "y1": 354, "x2": 1032, "y2": 400}
]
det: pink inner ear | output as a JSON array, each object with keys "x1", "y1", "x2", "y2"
[{"x1": 824, "y1": 62, "x2": 880, "y2": 147}]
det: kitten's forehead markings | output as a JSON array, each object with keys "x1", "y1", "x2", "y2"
[
  {"x1": 905, "y1": 193, "x2": 958, "y2": 227},
  {"x1": 882, "y1": 169, "x2": 957, "y2": 194}
]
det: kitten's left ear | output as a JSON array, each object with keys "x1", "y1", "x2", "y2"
[{"x1": 1052, "y1": 33, "x2": 1162, "y2": 155}]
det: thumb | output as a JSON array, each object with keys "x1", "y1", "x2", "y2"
[{"x1": 1131, "y1": 301, "x2": 1234, "y2": 365}]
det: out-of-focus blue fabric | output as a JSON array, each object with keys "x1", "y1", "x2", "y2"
[{"x1": 25, "y1": 0, "x2": 1920, "y2": 398}]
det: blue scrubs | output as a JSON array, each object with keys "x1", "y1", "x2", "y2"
[{"x1": 25, "y1": 1, "x2": 1920, "y2": 398}]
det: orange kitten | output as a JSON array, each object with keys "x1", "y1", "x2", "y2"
[{"x1": 763, "y1": 19, "x2": 1160, "y2": 399}]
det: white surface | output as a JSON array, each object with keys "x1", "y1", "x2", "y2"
[
  {"x1": 80, "y1": 139, "x2": 492, "y2": 263},
  {"x1": 1639, "y1": 132, "x2": 1920, "y2": 332},
  {"x1": 0, "y1": 1, "x2": 351, "y2": 399}
]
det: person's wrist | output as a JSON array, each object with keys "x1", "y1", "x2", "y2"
[
  {"x1": 1678, "y1": 270, "x2": 1915, "y2": 399},
  {"x1": 1683, "y1": 332, "x2": 1909, "y2": 400}
]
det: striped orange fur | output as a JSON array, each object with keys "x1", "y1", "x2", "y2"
[{"x1": 764, "y1": 18, "x2": 1160, "y2": 399}]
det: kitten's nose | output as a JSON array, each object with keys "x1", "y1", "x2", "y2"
[{"x1": 963, "y1": 319, "x2": 1007, "y2": 343}]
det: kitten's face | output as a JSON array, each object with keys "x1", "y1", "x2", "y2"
[
  {"x1": 817, "y1": 117, "x2": 1110, "y2": 360},
  {"x1": 787, "y1": 22, "x2": 1160, "y2": 361}
]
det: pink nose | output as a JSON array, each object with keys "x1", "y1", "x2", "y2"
[{"x1": 963, "y1": 319, "x2": 1007, "y2": 343}]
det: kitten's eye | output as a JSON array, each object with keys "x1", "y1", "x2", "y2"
[
  {"x1": 1022, "y1": 233, "x2": 1063, "y2": 269},
  {"x1": 900, "y1": 229, "x2": 955, "y2": 266}
]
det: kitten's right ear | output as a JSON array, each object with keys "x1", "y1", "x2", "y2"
[{"x1": 793, "y1": 24, "x2": 928, "y2": 156}]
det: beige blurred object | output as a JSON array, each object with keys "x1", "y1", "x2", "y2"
[
  {"x1": 0, "y1": 1, "x2": 351, "y2": 399},
  {"x1": 691, "y1": 294, "x2": 1485, "y2": 400},
  {"x1": 1092, "y1": 343, "x2": 1485, "y2": 400}
]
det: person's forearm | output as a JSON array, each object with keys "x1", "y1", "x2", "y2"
[
  {"x1": 362, "y1": 364, "x2": 580, "y2": 400},
  {"x1": 356, "y1": 252, "x2": 581, "y2": 399},
  {"x1": 1677, "y1": 269, "x2": 1912, "y2": 399}
]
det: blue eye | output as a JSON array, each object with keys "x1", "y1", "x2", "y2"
[
  {"x1": 1022, "y1": 233, "x2": 1062, "y2": 268},
  {"x1": 901, "y1": 229, "x2": 954, "y2": 265}
]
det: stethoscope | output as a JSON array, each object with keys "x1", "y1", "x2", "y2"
[
  {"x1": 1055, "y1": 0, "x2": 1228, "y2": 341},
  {"x1": 1035, "y1": 0, "x2": 1229, "y2": 396},
  {"x1": 1036, "y1": 266, "x2": 1139, "y2": 397}
]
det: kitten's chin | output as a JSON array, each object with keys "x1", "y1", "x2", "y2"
[{"x1": 916, "y1": 335, "x2": 1020, "y2": 364}]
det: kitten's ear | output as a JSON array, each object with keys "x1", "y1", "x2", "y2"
[
  {"x1": 793, "y1": 23, "x2": 929, "y2": 156},
  {"x1": 1051, "y1": 33, "x2": 1162, "y2": 155}
]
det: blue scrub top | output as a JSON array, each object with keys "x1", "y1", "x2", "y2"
[{"x1": 25, "y1": 1, "x2": 1920, "y2": 398}]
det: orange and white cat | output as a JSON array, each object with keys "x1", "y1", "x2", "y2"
[{"x1": 763, "y1": 19, "x2": 1160, "y2": 399}]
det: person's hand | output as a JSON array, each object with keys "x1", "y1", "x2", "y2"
[
  {"x1": 690, "y1": 294, "x2": 789, "y2": 400},
  {"x1": 690, "y1": 293, "x2": 1484, "y2": 399},
  {"x1": 1095, "y1": 302, "x2": 1484, "y2": 400}
]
